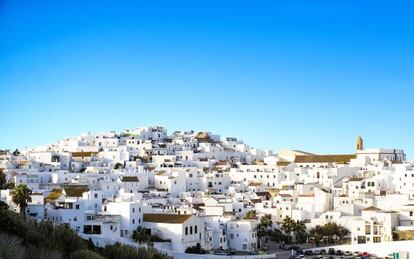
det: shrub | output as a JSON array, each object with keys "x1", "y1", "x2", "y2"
[
  {"x1": 103, "y1": 243, "x2": 171, "y2": 259},
  {"x1": 0, "y1": 232, "x2": 26, "y2": 259},
  {"x1": 69, "y1": 249, "x2": 104, "y2": 259},
  {"x1": 185, "y1": 243, "x2": 206, "y2": 254}
]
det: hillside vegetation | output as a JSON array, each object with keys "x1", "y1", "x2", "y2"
[{"x1": 0, "y1": 203, "x2": 171, "y2": 259}]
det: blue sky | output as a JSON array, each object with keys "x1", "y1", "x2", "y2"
[{"x1": 1, "y1": 1, "x2": 413, "y2": 158}]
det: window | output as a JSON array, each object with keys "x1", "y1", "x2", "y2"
[
  {"x1": 76, "y1": 204, "x2": 80, "y2": 210},
  {"x1": 185, "y1": 227, "x2": 188, "y2": 235},
  {"x1": 190, "y1": 226, "x2": 193, "y2": 235},
  {"x1": 365, "y1": 225, "x2": 371, "y2": 235},
  {"x1": 195, "y1": 226, "x2": 198, "y2": 234},
  {"x1": 83, "y1": 225, "x2": 101, "y2": 235}
]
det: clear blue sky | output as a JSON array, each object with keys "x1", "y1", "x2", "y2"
[{"x1": 1, "y1": 1, "x2": 413, "y2": 158}]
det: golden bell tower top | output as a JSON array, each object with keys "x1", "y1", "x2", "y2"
[{"x1": 356, "y1": 136, "x2": 364, "y2": 151}]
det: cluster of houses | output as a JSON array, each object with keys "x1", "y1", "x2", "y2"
[{"x1": 0, "y1": 126, "x2": 413, "y2": 253}]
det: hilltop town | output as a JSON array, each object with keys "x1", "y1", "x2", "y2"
[{"x1": 0, "y1": 126, "x2": 412, "y2": 257}]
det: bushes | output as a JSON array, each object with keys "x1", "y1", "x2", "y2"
[
  {"x1": 49, "y1": 223, "x2": 86, "y2": 256},
  {"x1": 26, "y1": 246, "x2": 63, "y2": 259},
  {"x1": 0, "y1": 208, "x2": 171, "y2": 259},
  {"x1": 0, "y1": 208, "x2": 28, "y2": 238},
  {"x1": 132, "y1": 226, "x2": 164, "y2": 243},
  {"x1": 103, "y1": 243, "x2": 171, "y2": 259},
  {"x1": 0, "y1": 232, "x2": 26, "y2": 259},
  {"x1": 185, "y1": 243, "x2": 206, "y2": 254},
  {"x1": 68, "y1": 249, "x2": 104, "y2": 259}
]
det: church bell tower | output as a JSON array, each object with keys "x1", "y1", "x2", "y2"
[{"x1": 356, "y1": 136, "x2": 364, "y2": 151}]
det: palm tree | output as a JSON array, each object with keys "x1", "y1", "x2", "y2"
[
  {"x1": 0, "y1": 170, "x2": 6, "y2": 187},
  {"x1": 270, "y1": 228, "x2": 284, "y2": 243},
  {"x1": 256, "y1": 214, "x2": 273, "y2": 248},
  {"x1": 260, "y1": 214, "x2": 273, "y2": 228},
  {"x1": 11, "y1": 184, "x2": 32, "y2": 218},
  {"x1": 132, "y1": 226, "x2": 150, "y2": 244},
  {"x1": 293, "y1": 220, "x2": 308, "y2": 244},
  {"x1": 281, "y1": 216, "x2": 296, "y2": 244}
]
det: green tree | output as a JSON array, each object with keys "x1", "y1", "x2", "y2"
[
  {"x1": 281, "y1": 216, "x2": 296, "y2": 244},
  {"x1": 185, "y1": 243, "x2": 205, "y2": 254},
  {"x1": 50, "y1": 224, "x2": 86, "y2": 256},
  {"x1": 269, "y1": 228, "x2": 284, "y2": 243},
  {"x1": 309, "y1": 225, "x2": 323, "y2": 246},
  {"x1": 114, "y1": 163, "x2": 123, "y2": 170},
  {"x1": 309, "y1": 223, "x2": 349, "y2": 246},
  {"x1": 12, "y1": 149, "x2": 20, "y2": 156},
  {"x1": 132, "y1": 226, "x2": 151, "y2": 244},
  {"x1": 0, "y1": 170, "x2": 6, "y2": 187},
  {"x1": 322, "y1": 222, "x2": 337, "y2": 244},
  {"x1": 3, "y1": 182, "x2": 15, "y2": 190},
  {"x1": 256, "y1": 214, "x2": 273, "y2": 248},
  {"x1": 132, "y1": 226, "x2": 163, "y2": 243},
  {"x1": 293, "y1": 220, "x2": 308, "y2": 244},
  {"x1": 11, "y1": 184, "x2": 32, "y2": 218},
  {"x1": 335, "y1": 224, "x2": 350, "y2": 243}
]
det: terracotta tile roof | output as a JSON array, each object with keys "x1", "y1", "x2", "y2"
[
  {"x1": 195, "y1": 132, "x2": 214, "y2": 143},
  {"x1": 348, "y1": 177, "x2": 365, "y2": 182},
  {"x1": 143, "y1": 213, "x2": 192, "y2": 224},
  {"x1": 267, "y1": 188, "x2": 280, "y2": 196},
  {"x1": 248, "y1": 182, "x2": 262, "y2": 187},
  {"x1": 277, "y1": 161, "x2": 291, "y2": 166},
  {"x1": 46, "y1": 189, "x2": 62, "y2": 202},
  {"x1": 253, "y1": 160, "x2": 266, "y2": 165},
  {"x1": 250, "y1": 198, "x2": 262, "y2": 204},
  {"x1": 362, "y1": 206, "x2": 381, "y2": 211},
  {"x1": 71, "y1": 152, "x2": 98, "y2": 158},
  {"x1": 216, "y1": 160, "x2": 229, "y2": 166},
  {"x1": 278, "y1": 193, "x2": 292, "y2": 197},
  {"x1": 299, "y1": 194, "x2": 315, "y2": 197},
  {"x1": 292, "y1": 150, "x2": 316, "y2": 156},
  {"x1": 294, "y1": 154, "x2": 356, "y2": 164},
  {"x1": 255, "y1": 191, "x2": 271, "y2": 198},
  {"x1": 62, "y1": 185, "x2": 89, "y2": 197}
]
